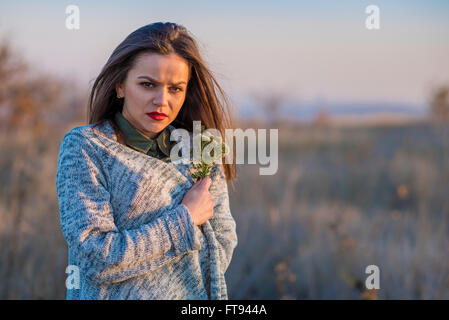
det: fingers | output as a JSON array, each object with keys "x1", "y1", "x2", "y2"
[
  {"x1": 194, "y1": 177, "x2": 211, "y2": 186},
  {"x1": 191, "y1": 177, "x2": 212, "y2": 195},
  {"x1": 201, "y1": 177, "x2": 212, "y2": 190},
  {"x1": 193, "y1": 178, "x2": 201, "y2": 186}
]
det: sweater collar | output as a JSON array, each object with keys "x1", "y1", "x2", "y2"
[{"x1": 113, "y1": 111, "x2": 172, "y2": 157}]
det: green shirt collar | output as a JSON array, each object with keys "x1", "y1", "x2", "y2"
[{"x1": 114, "y1": 111, "x2": 172, "y2": 157}]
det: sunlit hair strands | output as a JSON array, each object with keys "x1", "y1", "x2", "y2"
[{"x1": 87, "y1": 22, "x2": 237, "y2": 183}]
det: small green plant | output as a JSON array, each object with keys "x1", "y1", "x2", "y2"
[{"x1": 189, "y1": 125, "x2": 229, "y2": 181}]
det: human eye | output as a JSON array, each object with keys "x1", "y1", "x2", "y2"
[
  {"x1": 140, "y1": 82, "x2": 154, "y2": 88},
  {"x1": 171, "y1": 86, "x2": 183, "y2": 93}
]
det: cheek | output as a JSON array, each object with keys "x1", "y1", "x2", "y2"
[
  {"x1": 128, "y1": 86, "x2": 149, "y2": 109},
  {"x1": 177, "y1": 94, "x2": 187, "y2": 109},
  {"x1": 171, "y1": 98, "x2": 185, "y2": 116}
]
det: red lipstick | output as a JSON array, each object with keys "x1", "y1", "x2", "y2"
[{"x1": 146, "y1": 112, "x2": 167, "y2": 121}]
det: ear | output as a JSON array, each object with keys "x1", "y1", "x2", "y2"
[{"x1": 115, "y1": 83, "x2": 124, "y2": 98}]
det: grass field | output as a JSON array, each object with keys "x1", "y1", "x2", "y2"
[{"x1": 1, "y1": 119, "x2": 448, "y2": 299}]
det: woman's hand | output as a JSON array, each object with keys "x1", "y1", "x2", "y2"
[{"x1": 181, "y1": 177, "x2": 214, "y2": 226}]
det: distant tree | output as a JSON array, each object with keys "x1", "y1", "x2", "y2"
[
  {"x1": 312, "y1": 109, "x2": 332, "y2": 127},
  {"x1": 429, "y1": 86, "x2": 449, "y2": 124},
  {"x1": 0, "y1": 37, "x2": 83, "y2": 136},
  {"x1": 0, "y1": 39, "x2": 27, "y2": 104},
  {"x1": 429, "y1": 86, "x2": 449, "y2": 175},
  {"x1": 250, "y1": 90, "x2": 289, "y2": 128}
]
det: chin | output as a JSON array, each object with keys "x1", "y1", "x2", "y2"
[{"x1": 143, "y1": 122, "x2": 165, "y2": 134}]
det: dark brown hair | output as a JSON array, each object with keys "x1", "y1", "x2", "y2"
[{"x1": 87, "y1": 22, "x2": 236, "y2": 184}]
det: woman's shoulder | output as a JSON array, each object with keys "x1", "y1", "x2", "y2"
[
  {"x1": 57, "y1": 122, "x2": 116, "y2": 173},
  {"x1": 57, "y1": 121, "x2": 117, "y2": 163},
  {"x1": 62, "y1": 120, "x2": 116, "y2": 143}
]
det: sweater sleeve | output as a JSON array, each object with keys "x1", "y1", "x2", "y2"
[
  {"x1": 56, "y1": 130, "x2": 202, "y2": 285},
  {"x1": 207, "y1": 164, "x2": 238, "y2": 274}
]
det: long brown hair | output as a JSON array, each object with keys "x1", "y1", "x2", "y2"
[{"x1": 87, "y1": 22, "x2": 236, "y2": 184}]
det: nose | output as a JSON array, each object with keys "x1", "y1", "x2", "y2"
[{"x1": 152, "y1": 86, "x2": 169, "y2": 107}]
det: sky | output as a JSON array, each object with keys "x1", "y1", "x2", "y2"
[{"x1": 1, "y1": 0, "x2": 448, "y2": 111}]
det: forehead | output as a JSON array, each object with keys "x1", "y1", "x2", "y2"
[{"x1": 130, "y1": 52, "x2": 190, "y2": 80}]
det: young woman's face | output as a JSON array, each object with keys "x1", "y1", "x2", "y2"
[{"x1": 116, "y1": 52, "x2": 190, "y2": 139}]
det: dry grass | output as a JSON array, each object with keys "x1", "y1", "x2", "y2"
[
  {"x1": 225, "y1": 120, "x2": 449, "y2": 299},
  {"x1": 1, "y1": 120, "x2": 448, "y2": 299}
]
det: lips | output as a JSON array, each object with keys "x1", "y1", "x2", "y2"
[{"x1": 146, "y1": 112, "x2": 167, "y2": 121}]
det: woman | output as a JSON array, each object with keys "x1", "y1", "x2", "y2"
[{"x1": 56, "y1": 22, "x2": 238, "y2": 300}]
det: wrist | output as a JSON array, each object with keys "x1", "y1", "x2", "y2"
[{"x1": 180, "y1": 203, "x2": 196, "y2": 225}]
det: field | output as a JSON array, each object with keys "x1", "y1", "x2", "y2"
[{"x1": 1, "y1": 119, "x2": 448, "y2": 299}]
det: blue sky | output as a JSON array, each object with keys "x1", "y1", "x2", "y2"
[{"x1": 1, "y1": 0, "x2": 448, "y2": 109}]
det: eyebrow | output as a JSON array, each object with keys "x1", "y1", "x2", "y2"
[{"x1": 137, "y1": 75, "x2": 187, "y2": 86}]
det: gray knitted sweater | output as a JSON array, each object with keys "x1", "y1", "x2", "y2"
[{"x1": 55, "y1": 120, "x2": 238, "y2": 300}]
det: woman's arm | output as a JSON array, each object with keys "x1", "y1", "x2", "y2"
[
  {"x1": 207, "y1": 164, "x2": 238, "y2": 274},
  {"x1": 56, "y1": 131, "x2": 202, "y2": 285}
]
